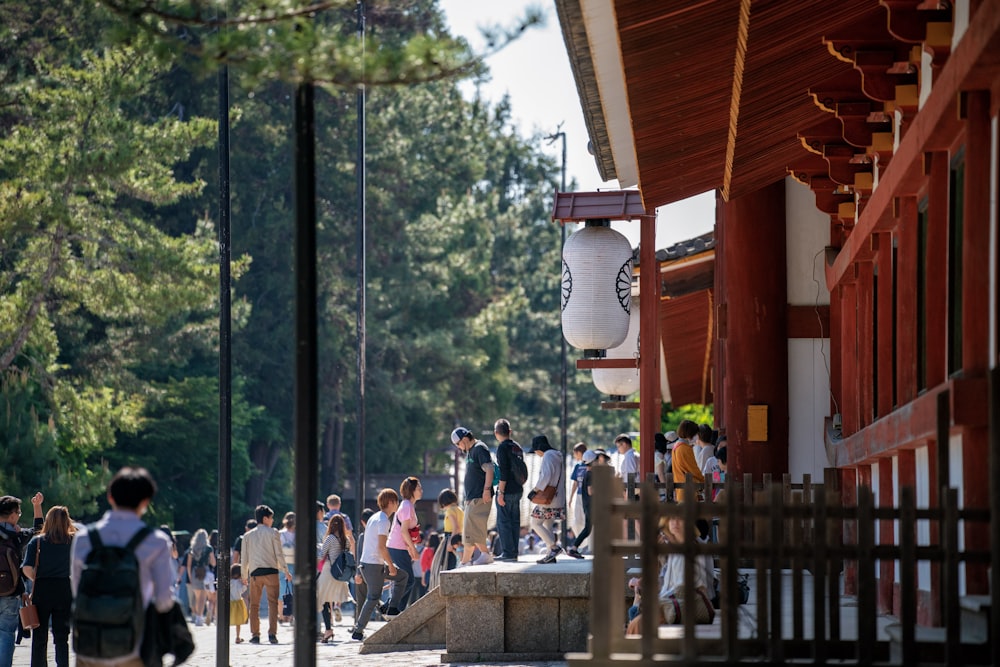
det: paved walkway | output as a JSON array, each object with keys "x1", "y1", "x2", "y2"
[{"x1": 12, "y1": 616, "x2": 569, "y2": 667}]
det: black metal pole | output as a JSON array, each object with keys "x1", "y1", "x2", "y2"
[
  {"x1": 551, "y1": 130, "x2": 568, "y2": 547},
  {"x1": 355, "y1": 0, "x2": 367, "y2": 535},
  {"x1": 216, "y1": 56, "x2": 232, "y2": 667},
  {"x1": 292, "y1": 81, "x2": 318, "y2": 667}
]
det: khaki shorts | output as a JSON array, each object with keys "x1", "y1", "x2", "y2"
[{"x1": 463, "y1": 497, "x2": 491, "y2": 547}]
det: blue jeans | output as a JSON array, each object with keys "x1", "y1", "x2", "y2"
[
  {"x1": 495, "y1": 492, "x2": 522, "y2": 558},
  {"x1": 0, "y1": 594, "x2": 20, "y2": 667},
  {"x1": 386, "y1": 548, "x2": 414, "y2": 610}
]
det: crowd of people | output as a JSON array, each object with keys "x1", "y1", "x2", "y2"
[{"x1": 0, "y1": 417, "x2": 726, "y2": 663}]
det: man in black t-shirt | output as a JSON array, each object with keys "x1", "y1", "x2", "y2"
[
  {"x1": 451, "y1": 427, "x2": 494, "y2": 566},
  {"x1": 493, "y1": 418, "x2": 525, "y2": 561}
]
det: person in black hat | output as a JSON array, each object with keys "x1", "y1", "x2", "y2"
[{"x1": 527, "y1": 435, "x2": 566, "y2": 564}]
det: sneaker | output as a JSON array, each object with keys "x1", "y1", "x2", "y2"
[
  {"x1": 566, "y1": 547, "x2": 584, "y2": 559},
  {"x1": 351, "y1": 628, "x2": 364, "y2": 641},
  {"x1": 248, "y1": 636, "x2": 260, "y2": 645},
  {"x1": 382, "y1": 606, "x2": 401, "y2": 618},
  {"x1": 377, "y1": 602, "x2": 388, "y2": 615},
  {"x1": 334, "y1": 607, "x2": 343, "y2": 622},
  {"x1": 473, "y1": 552, "x2": 494, "y2": 565},
  {"x1": 537, "y1": 548, "x2": 560, "y2": 564},
  {"x1": 268, "y1": 634, "x2": 279, "y2": 644},
  {"x1": 194, "y1": 616, "x2": 203, "y2": 627},
  {"x1": 495, "y1": 554, "x2": 518, "y2": 562}
]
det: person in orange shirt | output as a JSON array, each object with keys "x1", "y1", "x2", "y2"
[{"x1": 671, "y1": 420, "x2": 705, "y2": 502}]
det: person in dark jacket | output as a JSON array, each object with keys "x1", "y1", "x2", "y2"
[
  {"x1": 21, "y1": 505, "x2": 75, "y2": 667},
  {"x1": 0, "y1": 492, "x2": 44, "y2": 667}
]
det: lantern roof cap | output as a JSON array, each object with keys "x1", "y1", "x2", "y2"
[{"x1": 552, "y1": 190, "x2": 648, "y2": 223}]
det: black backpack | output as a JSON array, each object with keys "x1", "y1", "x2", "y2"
[
  {"x1": 73, "y1": 525, "x2": 152, "y2": 659},
  {"x1": 0, "y1": 529, "x2": 22, "y2": 597},
  {"x1": 510, "y1": 444, "x2": 529, "y2": 485}
]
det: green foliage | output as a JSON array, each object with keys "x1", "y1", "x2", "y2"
[
  {"x1": 0, "y1": 9, "x2": 243, "y2": 521},
  {"x1": 0, "y1": 0, "x2": 640, "y2": 527},
  {"x1": 97, "y1": 0, "x2": 543, "y2": 88},
  {"x1": 662, "y1": 403, "x2": 715, "y2": 433},
  {"x1": 0, "y1": 370, "x2": 108, "y2": 514}
]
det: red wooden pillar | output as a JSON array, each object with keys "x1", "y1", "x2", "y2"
[
  {"x1": 876, "y1": 233, "x2": 894, "y2": 417},
  {"x1": 841, "y1": 281, "x2": 858, "y2": 435},
  {"x1": 639, "y1": 214, "x2": 661, "y2": 479},
  {"x1": 961, "y1": 90, "x2": 992, "y2": 593},
  {"x1": 877, "y1": 457, "x2": 895, "y2": 614},
  {"x1": 895, "y1": 198, "x2": 919, "y2": 404},
  {"x1": 857, "y1": 262, "x2": 875, "y2": 427},
  {"x1": 830, "y1": 285, "x2": 842, "y2": 422},
  {"x1": 719, "y1": 181, "x2": 789, "y2": 480},
  {"x1": 926, "y1": 152, "x2": 949, "y2": 388}
]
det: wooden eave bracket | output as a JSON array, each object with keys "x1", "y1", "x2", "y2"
[
  {"x1": 882, "y1": 1, "x2": 952, "y2": 43},
  {"x1": 825, "y1": 0, "x2": 1000, "y2": 292}
]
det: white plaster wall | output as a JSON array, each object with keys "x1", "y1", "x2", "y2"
[
  {"x1": 788, "y1": 339, "x2": 832, "y2": 480},
  {"x1": 915, "y1": 446, "x2": 931, "y2": 589},
  {"x1": 953, "y1": 0, "x2": 970, "y2": 51},
  {"x1": 893, "y1": 455, "x2": 901, "y2": 585},
  {"x1": 785, "y1": 176, "x2": 832, "y2": 482},
  {"x1": 948, "y1": 433, "x2": 966, "y2": 596},
  {"x1": 785, "y1": 176, "x2": 832, "y2": 306}
]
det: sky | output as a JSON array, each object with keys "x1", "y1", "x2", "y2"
[{"x1": 437, "y1": 0, "x2": 715, "y2": 249}]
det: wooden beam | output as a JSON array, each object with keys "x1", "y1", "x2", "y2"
[
  {"x1": 826, "y1": 377, "x2": 987, "y2": 467},
  {"x1": 577, "y1": 358, "x2": 639, "y2": 370},
  {"x1": 786, "y1": 305, "x2": 831, "y2": 339}
]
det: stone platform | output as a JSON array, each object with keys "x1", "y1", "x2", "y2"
[
  {"x1": 437, "y1": 557, "x2": 592, "y2": 662},
  {"x1": 359, "y1": 556, "x2": 592, "y2": 661}
]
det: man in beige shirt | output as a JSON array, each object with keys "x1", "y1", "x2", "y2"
[{"x1": 241, "y1": 505, "x2": 291, "y2": 644}]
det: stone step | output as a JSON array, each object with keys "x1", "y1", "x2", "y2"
[
  {"x1": 959, "y1": 594, "x2": 992, "y2": 645},
  {"x1": 885, "y1": 622, "x2": 992, "y2": 665},
  {"x1": 358, "y1": 587, "x2": 446, "y2": 654}
]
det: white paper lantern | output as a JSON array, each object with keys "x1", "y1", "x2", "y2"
[
  {"x1": 561, "y1": 222, "x2": 633, "y2": 355},
  {"x1": 593, "y1": 300, "x2": 640, "y2": 397}
]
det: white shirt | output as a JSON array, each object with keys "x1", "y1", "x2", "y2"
[
  {"x1": 617, "y1": 447, "x2": 639, "y2": 482},
  {"x1": 360, "y1": 511, "x2": 390, "y2": 565}
]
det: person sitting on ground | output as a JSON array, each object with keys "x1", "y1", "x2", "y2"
[{"x1": 626, "y1": 514, "x2": 716, "y2": 635}]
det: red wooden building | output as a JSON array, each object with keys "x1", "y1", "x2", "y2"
[{"x1": 555, "y1": 0, "x2": 999, "y2": 621}]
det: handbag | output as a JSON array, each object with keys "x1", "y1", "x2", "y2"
[
  {"x1": 20, "y1": 595, "x2": 39, "y2": 630},
  {"x1": 20, "y1": 544, "x2": 40, "y2": 630},
  {"x1": 281, "y1": 581, "x2": 293, "y2": 617},
  {"x1": 532, "y1": 485, "x2": 557, "y2": 505},
  {"x1": 395, "y1": 515, "x2": 423, "y2": 545},
  {"x1": 531, "y1": 450, "x2": 562, "y2": 505},
  {"x1": 330, "y1": 551, "x2": 356, "y2": 582}
]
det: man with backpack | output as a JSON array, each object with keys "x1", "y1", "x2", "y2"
[
  {"x1": 70, "y1": 466, "x2": 176, "y2": 667},
  {"x1": 493, "y1": 418, "x2": 527, "y2": 562},
  {"x1": 0, "y1": 492, "x2": 44, "y2": 667}
]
